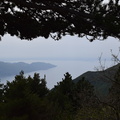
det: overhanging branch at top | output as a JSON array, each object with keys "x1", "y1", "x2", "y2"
[{"x1": 0, "y1": 0, "x2": 120, "y2": 41}]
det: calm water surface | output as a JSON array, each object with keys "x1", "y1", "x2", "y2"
[{"x1": 1, "y1": 60, "x2": 112, "y2": 89}]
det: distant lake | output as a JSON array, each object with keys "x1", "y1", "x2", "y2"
[{"x1": 0, "y1": 60, "x2": 112, "y2": 89}]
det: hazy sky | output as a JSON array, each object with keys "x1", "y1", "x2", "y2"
[
  {"x1": 0, "y1": 0, "x2": 119, "y2": 62},
  {"x1": 0, "y1": 34, "x2": 120, "y2": 62}
]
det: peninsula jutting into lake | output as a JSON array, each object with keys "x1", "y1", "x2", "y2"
[{"x1": 0, "y1": 61, "x2": 56, "y2": 77}]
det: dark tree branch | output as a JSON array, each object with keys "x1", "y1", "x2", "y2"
[{"x1": 0, "y1": 0, "x2": 120, "y2": 41}]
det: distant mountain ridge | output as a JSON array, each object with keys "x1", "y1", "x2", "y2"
[
  {"x1": 0, "y1": 61, "x2": 56, "y2": 77},
  {"x1": 74, "y1": 63, "x2": 120, "y2": 97}
]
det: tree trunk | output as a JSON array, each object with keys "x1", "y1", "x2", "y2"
[{"x1": 116, "y1": 111, "x2": 120, "y2": 120}]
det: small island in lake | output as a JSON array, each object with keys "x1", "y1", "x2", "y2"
[{"x1": 0, "y1": 61, "x2": 56, "y2": 77}]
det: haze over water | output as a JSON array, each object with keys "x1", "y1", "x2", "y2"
[
  {"x1": 0, "y1": 34, "x2": 119, "y2": 89},
  {"x1": 1, "y1": 59, "x2": 113, "y2": 89}
]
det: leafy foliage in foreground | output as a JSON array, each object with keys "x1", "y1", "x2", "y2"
[
  {"x1": 1, "y1": 0, "x2": 120, "y2": 41},
  {"x1": 0, "y1": 70, "x2": 120, "y2": 120}
]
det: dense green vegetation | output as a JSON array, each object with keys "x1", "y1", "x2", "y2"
[{"x1": 0, "y1": 68, "x2": 120, "y2": 120}]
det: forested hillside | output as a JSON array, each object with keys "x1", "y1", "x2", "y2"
[
  {"x1": 0, "y1": 64, "x2": 120, "y2": 120},
  {"x1": 74, "y1": 63, "x2": 120, "y2": 97}
]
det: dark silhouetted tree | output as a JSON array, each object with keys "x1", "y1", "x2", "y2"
[
  {"x1": 75, "y1": 77, "x2": 110, "y2": 120},
  {"x1": 1, "y1": 71, "x2": 49, "y2": 120},
  {"x1": 108, "y1": 66, "x2": 120, "y2": 120},
  {"x1": 1, "y1": 0, "x2": 120, "y2": 41},
  {"x1": 47, "y1": 72, "x2": 76, "y2": 120},
  {"x1": 0, "y1": 83, "x2": 4, "y2": 102},
  {"x1": 47, "y1": 73, "x2": 99, "y2": 119},
  {"x1": 75, "y1": 77, "x2": 98, "y2": 108}
]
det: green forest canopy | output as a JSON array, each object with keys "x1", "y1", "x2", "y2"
[
  {"x1": 0, "y1": 71, "x2": 120, "y2": 120},
  {"x1": 0, "y1": 0, "x2": 120, "y2": 41}
]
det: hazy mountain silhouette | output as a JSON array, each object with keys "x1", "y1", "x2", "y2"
[
  {"x1": 74, "y1": 63, "x2": 120, "y2": 97},
  {"x1": 0, "y1": 61, "x2": 56, "y2": 77}
]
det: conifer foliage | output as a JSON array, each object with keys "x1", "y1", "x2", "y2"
[
  {"x1": 1, "y1": 0, "x2": 120, "y2": 41},
  {"x1": 0, "y1": 71, "x2": 120, "y2": 120}
]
